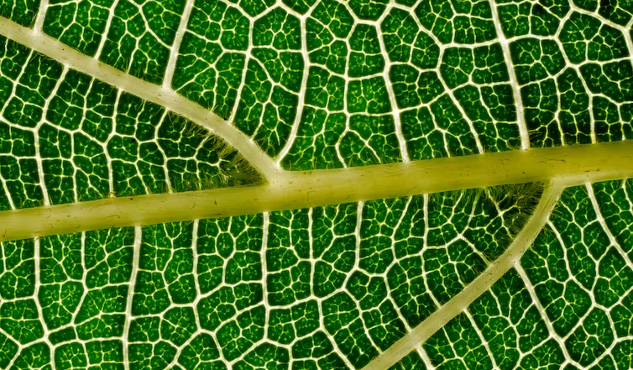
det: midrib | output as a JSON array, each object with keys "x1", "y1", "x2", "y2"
[{"x1": 1, "y1": 139, "x2": 633, "y2": 242}]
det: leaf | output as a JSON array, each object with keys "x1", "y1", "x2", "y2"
[{"x1": 0, "y1": 0, "x2": 632, "y2": 368}]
